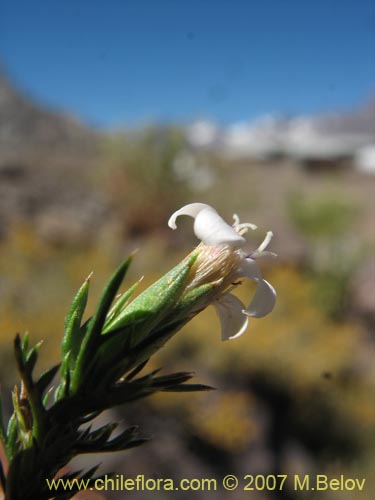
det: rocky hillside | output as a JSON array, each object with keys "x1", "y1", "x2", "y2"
[
  {"x1": 0, "y1": 71, "x2": 98, "y2": 159},
  {"x1": 0, "y1": 72, "x2": 108, "y2": 244}
]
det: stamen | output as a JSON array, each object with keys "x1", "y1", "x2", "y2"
[
  {"x1": 232, "y1": 213, "x2": 240, "y2": 226},
  {"x1": 232, "y1": 214, "x2": 258, "y2": 235},
  {"x1": 256, "y1": 231, "x2": 273, "y2": 253},
  {"x1": 237, "y1": 223, "x2": 258, "y2": 235},
  {"x1": 252, "y1": 250, "x2": 278, "y2": 259}
]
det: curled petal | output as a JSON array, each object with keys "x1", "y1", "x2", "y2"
[
  {"x1": 168, "y1": 203, "x2": 211, "y2": 229},
  {"x1": 168, "y1": 203, "x2": 245, "y2": 247},
  {"x1": 243, "y1": 279, "x2": 276, "y2": 318},
  {"x1": 237, "y1": 257, "x2": 262, "y2": 281},
  {"x1": 214, "y1": 293, "x2": 249, "y2": 341}
]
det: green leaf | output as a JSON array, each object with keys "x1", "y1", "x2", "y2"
[
  {"x1": 63, "y1": 308, "x2": 80, "y2": 362},
  {"x1": 64, "y1": 274, "x2": 91, "y2": 331},
  {"x1": 42, "y1": 388, "x2": 54, "y2": 408},
  {"x1": 99, "y1": 277, "x2": 210, "y2": 379},
  {"x1": 88, "y1": 255, "x2": 133, "y2": 340},
  {"x1": 103, "y1": 253, "x2": 198, "y2": 347},
  {"x1": 172, "y1": 283, "x2": 214, "y2": 322},
  {"x1": 101, "y1": 426, "x2": 149, "y2": 452},
  {"x1": 106, "y1": 279, "x2": 143, "y2": 324},
  {"x1": 62, "y1": 277, "x2": 90, "y2": 360},
  {"x1": 151, "y1": 371, "x2": 194, "y2": 388},
  {"x1": 54, "y1": 352, "x2": 71, "y2": 401},
  {"x1": 86, "y1": 422, "x2": 117, "y2": 443},
  {"x1": 125, "y1": 358, "x2": 150, "y2": 381},
  {"x1": 11, "y1": 388, "x2": 28, "y2": 437},
  {"x1": 25, "y1": 341, "x2": 43, "y2": 374},
  {"x1": 70, "y1": 256, "x2": 133, "y2": 394},
  {"x1": 77, "y1": 411, "x2": 102, "y2": 425},
  {"x1": 75, "y1": 423, "x2": 118, "y2": 453},
  {"x1": 117, "y1": 317, "x2": 189, "y2": 373},
  {"x1": 6, "y1": 414, "x2": 19, "y2": 460},
  {"x1": 21, "y1": 332, "x2": 30, "y2": 357}
]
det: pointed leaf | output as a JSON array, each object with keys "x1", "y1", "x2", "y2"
[
  {"x1": 172, "y1": 283, "x2": 214, "y2": 323},
  {"x1": 6, "y1": 414, "x2": 19, "y2": 460},
  {"x1": 71, "y1": 256, "x2": 132, "y2": 393},
  {"x1": 106, "y1": 278, "x2": 143, "y2": 324},
  {"x1": 55, "y1": 352, "x2": 71, "y2": 401},
  {"x1": 42, "y1": 387, "x2": 54, "y2": 408},
  {"x1": 151, "y1": 371, "x2": 194, "y2": 388},
  {"x1": 125, "y1": 358, "x2": 150, "y2": 381},
  {"x1": 25, "y1": 341, "x2": 43, "y2": 374},
  {"x1": 77, "y1": 411, "x2": 102, "y2": 425},
  {"x1": 103, "y1": 436, "x2": 150, "y2": 452},
  {"x1": 62, "y1": 278, "x2": 90, "y2": 361},
  {"x1": 103, "y1": 253, "x2": 198, "y2": 347},
  {"x1": 87, "y1": 256, "x2": 133, "y2": 340},
  {"x1": 85, "y1": 422, "x2": 117, "y2": 444},
  {"x1": 64, "y1": 276, "x2": 90, "y2": 337},
  {"x1": 36, "y1": 364, "x2": 60, "y2": 396},
  {"x1": 21, "y1": 332, "x2": 30, "y2": 357}
]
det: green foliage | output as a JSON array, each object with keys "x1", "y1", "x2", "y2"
[
  {"x1": 0, "y1": 255, "x2": 213, "y2": 500},
  {"x1": 287, "y1": 192, "x2": 359, "y2": 240},
  {"x1": 287, "y1": 192, "x2": 364, "y2": 318}
]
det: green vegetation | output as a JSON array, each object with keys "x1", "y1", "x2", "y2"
[{"x1": 287, "y1": 192, "x2": 359, "y2": 240}]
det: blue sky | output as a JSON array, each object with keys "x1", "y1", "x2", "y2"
[{"x1": 1, "y1": 0, "x2": 374, "y2": 127}]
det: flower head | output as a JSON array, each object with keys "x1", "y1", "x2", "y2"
[{"x1": 168, "y1": 203, "x2": 276, "y2": 340}]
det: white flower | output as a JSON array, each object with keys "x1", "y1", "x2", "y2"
[{"x1": 168, "y1": 203, "x2": 276, "y2": 341}]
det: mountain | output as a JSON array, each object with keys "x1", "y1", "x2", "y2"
[
  {"x1": 316, "y1": 98, "x2": 375, "y2": 135},
  {"x1": 0, "y1": 71, "x2": 98, "y2": 161},
  {"x1": 0, "y1": 71, "x2": 106, "y2": 245}
]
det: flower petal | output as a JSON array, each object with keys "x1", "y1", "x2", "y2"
[
  {"x1": 243, "y1": 279, "x2": 276, "y2": 318},
  {"x1": 237, "y1": 257, "x2": 263, "y2": 281},
  {"x1": 195, "y1": 208, "x2": 246, "y2": 247},
  {"x1": 168, "y1": 203, "x2": 245, "y2": 247},
  {"x1": 214, "y1": 293, "x2": 249, "y2": 341},
  {"x1": 168, "y1": 203, "x2": 211, "y2": 229}
]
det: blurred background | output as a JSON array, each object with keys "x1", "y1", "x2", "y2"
[{"x1": 0, "y1": 1, "x2": 374, "y2": 498}]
